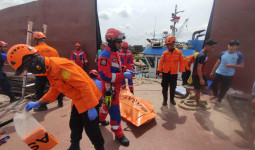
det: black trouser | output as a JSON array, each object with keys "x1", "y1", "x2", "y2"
[
  {"x1": 161, "y1": 73, "x2": 178, "y2": 102},
  {"x1": 0, "y1": 71, "x2": 14, "y2": 100},
  {"x1": 211, "y1": 73, "x2": 233, "y2": 102},
  {"x1": 70, "y1": 105, "x2": 104, "y2": 150},
  {"x1": 181, "y1": 69, "x2": 191, "y2": 85},
  {"x1": 35, "y1": 76, "x2": 63, "y2": 107}
]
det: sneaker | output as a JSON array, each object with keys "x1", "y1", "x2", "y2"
[
  {"x1": 115, "y1": 135, "x2": 129, "y2": 146},
  {"x1": 100, "y1": 121, "x2": 109, "y2": 126}
]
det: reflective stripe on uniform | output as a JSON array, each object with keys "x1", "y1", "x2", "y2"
[
  {"x1": 111, "y1": 73, "x2": 116, "y2": 82},
  {"x1": 111, "y1": 62, "x2": 120, "y2": 68},
  {"x1": 112, "y1": 125, "x2": 119, "y2": 130},
  {"x1": 101, "y1": 107, "x2": 108, "y2": 114}
]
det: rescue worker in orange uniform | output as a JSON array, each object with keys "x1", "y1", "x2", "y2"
[
  {"x1": 7, "y1": 44, "x2": 105, "y2": 150},
  {"x1": 156, "y1": 36, "x2": 185, "y2": 106},
  {"x1": 70, "y1": 42, "x2": 88, "y2": 70},
  {"x1": 98, "y1": 28, "x2": 132, "y2": 146},
  {"x1": 181, "y1": 52, "x2": 198, "y2": 85},
  {"x1": 119, "y1": 41, "x2": 135, "y2": 94},
  {"x1": 33, "y1": 32, "x2": 64, "y2": 111}
]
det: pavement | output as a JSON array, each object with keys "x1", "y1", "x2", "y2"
[{"x1": 0, "y1": 79, "x2": 253, "y2": 150}]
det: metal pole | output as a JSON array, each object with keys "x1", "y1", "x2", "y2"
[
  {"x1": 22, "y1": 21, "x2": 33, "y2": 98},
  {"x1": 42, "y1": 24, "x2": 47, "y2": 35}
]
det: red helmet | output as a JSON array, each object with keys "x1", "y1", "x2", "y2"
[
  {"x1": 0, "y1": 41, "x2": 8, "y2": 47},
  {"x1": 89, "y1": 69, "x2": 98, "y2": 76},
  {"x1": 33, "y1": 32, "x2": 46, "y2": 39},
  {"x1": 75, "y1": 43, "x2": 81, "y2": 47},
  {"x1": 105, "y1": 28, "x2": 125, "y2": 42},
  {"x1": 165, "y1": 36, "x2": 175, "y2": 45},
  {"x1": 122, "y1": 41, "x2": 129, "y2": 48}
]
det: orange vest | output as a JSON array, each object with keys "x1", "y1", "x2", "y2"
[
  {"x1": 157, "y1": 49, "x2": 185, "y2": 74},
  {"x1": 35, "y1": 43, "x2": 59, "y2": 76},
  {"x1": 183, "y1": 55, "x2": 194, "y2": 70},
  {"x1": 42, "y1": 57, "x2": 101, "y2": 114}
]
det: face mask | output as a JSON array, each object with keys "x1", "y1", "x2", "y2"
[{"x1": 26, "y1": 55, "x2": 46, "y2": 74}]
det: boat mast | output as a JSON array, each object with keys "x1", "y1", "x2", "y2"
[{"x1": 171, "y1": 5, "x2": 184, "y2": 37}]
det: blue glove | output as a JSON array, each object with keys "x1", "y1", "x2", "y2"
[
  {"x1": 124, "y1": 71, "x2": 133, "y2": 79},
  {"x1": 88, "y1": 107, "x2": 98, "y2": 121},
  {"x1": 25, "y1": 101, "x2": 40, "y2": 111}
]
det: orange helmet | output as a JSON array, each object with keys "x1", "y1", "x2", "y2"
[
  {"x1": 165, "y1": 36, "x2": 175, "y2": 45},
  {"x1": 7, "y1": 44, "x2": 37, "y2": 75},
  {"x1": 75, "y1": 43, "x2": 81, "y2": 47},
  {"x1": 33, "y1": 32, "x2": 46, "y2": 39},
  {"x1": 0, "y1": 41, "x2": 8, "y2": 47},
  {"x1": 122, "y1": 41, "x2": 129, "y2": 49},
  {"x1": 89, "y1": 69, "x2": 98, "y2": 76},
  {"x1": 105, "y1": 28, "x2": 125, "y2": 42}
]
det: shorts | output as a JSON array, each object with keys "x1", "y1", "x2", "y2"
[{"x1": 192, "y1": 75, "x2": 208, "y2": 90}]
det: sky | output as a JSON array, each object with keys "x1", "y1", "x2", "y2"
[
  {"x1": 97, "y1": 0, "x2": 214, "y2": 46},
  {"x1": 0, "y1": 0, "x2": 214, "y2": 46}
]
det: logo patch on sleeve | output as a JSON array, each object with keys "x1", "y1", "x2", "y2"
[
  {"x1": 100, "y1": 59, "x2": 107, "y2": 66},
  {"x1": 62, "y1": 71, "x2": 70, "y2": 79}
]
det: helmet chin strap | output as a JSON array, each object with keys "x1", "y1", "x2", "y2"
[
  {"x1": 26, "y1": 55, "x2": 46, "y2": 74},
  {"x1": 108, "y1": 41, "x2": 118, "y2": 52}
]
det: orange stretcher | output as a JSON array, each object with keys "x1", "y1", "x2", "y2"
[
  {"x1": 119, "y1": 89, "x2": 157, "y2": 127},
  {"x1": 23, "y1": 127, "x2": 58, "y2": 150}
]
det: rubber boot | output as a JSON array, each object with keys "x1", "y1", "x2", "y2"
[{"x1": 115, "y1": 135, "x2": 129, "y2": 146}]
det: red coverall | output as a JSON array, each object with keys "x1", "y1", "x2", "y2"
[
  {"x1": 98, "y1": 46, "x2": 125, "y2": 138},
  {"x1": 119, "y1": 49, "x2": 134, "y2": 92},
  {"x1": 70, "y1": 49, "x2": 88, "y2": 69}
]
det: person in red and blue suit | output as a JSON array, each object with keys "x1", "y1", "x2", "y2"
[
  {"x1": 98, "y1": 28, "x2": 133, "y2": 147},
  {"x1": 70, "y1": 42, "x2": 88, "y2": 70},
  {"x1": 119, "y1": 41, "x2": 135, "y2": 94}
]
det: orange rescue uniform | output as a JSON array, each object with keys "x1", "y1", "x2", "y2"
[
  {"x1": 34, "y1": 43, "x2": 59, "y2": 76},
  {"x1": 42, "y1": 57, "x2": 101, "y2": 114},
  {"x1": 157, "y1": 48, "x2": 185, "y2": 74},
  {"x1": 183, "y1": 55, "x2": 194, "y2": 71}
]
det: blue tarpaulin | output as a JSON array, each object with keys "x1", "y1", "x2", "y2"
[{"x1": 142, "y1": 47, "x2": 196, "y2": 58}]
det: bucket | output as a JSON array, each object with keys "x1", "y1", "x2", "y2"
[{"x1": 23, "y1": 127, "x2": 58, "y2": 150}]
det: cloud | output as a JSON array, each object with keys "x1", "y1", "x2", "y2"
[
  {"x1": 0, "y1": 0, "x2": 24, "y2": 10},
  {"x1": 99, "y1": 10, "x2": 111, "y2": 20},
  {"x1": 125, "y1": 24, "x2": 131, "y2": 30},
  {"x1": 113, "y1": 3, "x2": 132, "y2": 18},
  {"x1": 140, "y1": 8, "x2": 147, "y2": 13},
  {"x1": 0, "y1": 0, "x2": 36, "y2": 10}
]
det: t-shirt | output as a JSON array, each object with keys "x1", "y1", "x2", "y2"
[
  {"x1": 216, "y1": 51, "x2": 244, "y2": 76},
  {"x1": 97, "y1": 50, "x2": 102, "y2": 57},
  {"x1": 193, "y1": 51, "x2": 208, "y2": 76}
]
